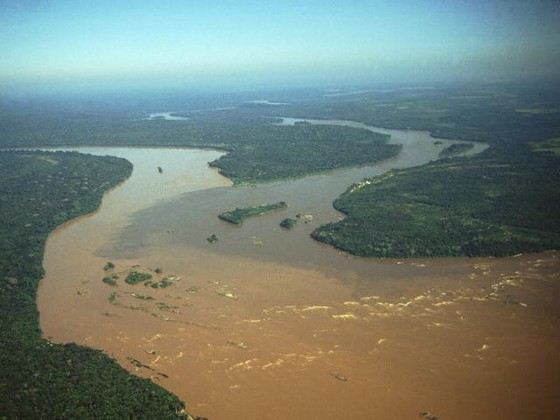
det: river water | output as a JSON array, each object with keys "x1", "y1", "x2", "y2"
[{"x1": 37, "y1": 119, "x2": 559, "y2": 419}]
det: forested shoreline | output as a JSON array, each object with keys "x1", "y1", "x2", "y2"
[
  {"x1": 2, "y1": 83, "x2": 560, "y2": 260},
  {"x1": 301, "y1": 84, "x2": 560, "y2": 257},
  {"x1": 1, "y1": 81, "x2": 559, "y2": 416},
  {"x1": 312, "y1": 146, "x2": 560, "y2": 257},
  {"x1": 0, "y1": 151, "x2": 193, "y2": 419}
]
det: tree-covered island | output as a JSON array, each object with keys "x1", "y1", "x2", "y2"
[{"x1": 218, "y1": 202, "x2": 288, "y2": 224}]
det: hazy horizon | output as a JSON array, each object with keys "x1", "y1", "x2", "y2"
[{"x1": 2, "y1": 0, "x2": 560, "y2": 95}]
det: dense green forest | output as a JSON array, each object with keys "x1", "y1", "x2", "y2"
[
  {"x1": 312, "y1": 146, "x2": 560, "y2": 257},
  {"x1": 249, "y1": 83, "x2": 560, "y2": 148},
  {"x1": 219, "y1": 201, "x2": 287, "y2": 224},
  {"x1": 231, "y1": 83, "x2": 559, "y2": 258},
  {"x1": 1, "y1": 82, "x2": 560, "y2": 259},
  {"x1": 0, "y1": 151, "x2": 192, "y2": 418},
  {"x1": 438, "y1": 142, "x2": 474, "y2": 158},
  {"x1": 209, "y1": 125, "x2": 399, "y2": 183},
  {"x1": 211, "y1": 125, "x2": 401, "y2": 182},
  {"x1": 0, "y1": 82, "x2": 559, "y2": 416},
  {"x1": 0, "y1": 112, "x2": 399, "y2": 184}
]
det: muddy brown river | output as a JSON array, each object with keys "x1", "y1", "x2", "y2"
[{"x1": 37, "y1": 119, "x2": 559, "y2": 419}]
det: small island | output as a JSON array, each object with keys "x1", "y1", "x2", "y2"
[
  {"x1": 102, "y1": 275, "x2": 118, "y2": 286},
  {"x1": 280, "y1": 218, "x2": 297, "y2": 229},
  {"x1": 125, "y1": 271, "x2": 153, "y2": 285},
  {"x1": 219, "y1": 201, "x2": 287, "y2": 225},
  {"x1": 439, "y1": 143, "x2": 474, "y2": 158}
]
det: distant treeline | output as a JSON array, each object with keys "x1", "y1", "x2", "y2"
[
  {"x1": 1, "y1": 81, "x2": 560, "y2": 259},
  {"x1": 226, "y1": 82, "x2": 560, "y2": 258},
  {"x1": 0, "y1": 112, "x2": 400, "y2": 184}
]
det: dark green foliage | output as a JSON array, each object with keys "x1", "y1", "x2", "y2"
[
  {"x1": 1, "y1": 81, "x2": 559, "y2": 263},
  {"x1": 145, "y1": 278, "x2": 174, "y2": 289},
  {"x1": 280, "y1": 218, "x2": 297, "y2": 229},
  {"x1": 0, "y1": 151, "x2": 188, "y2": 418},
  {"x1": 206, "y1": 234, "x2": 219, "y2": 243},
  {"x1": 156, "y1": 302, "x2": 179, "y2": 312},
  {"x1": 0, "y1": 110, "x2": 399, "y2": 184},
  {"x1": 130, "y1": 293, "x2": 154, "y2": 300},
  {"x1": 102, "y1": 276, "x2": 117, "y2": 286},
  {"x1": 103, "y1": 261, "x2": 115, "y2": 271},
  {"x1": 125, "y1": 271, "x2": 152, "y2": 285},
  {"x1": 208, "y1": 125, "x2": 400, "y2": 183},
  {"x1": 256, "y1": 83, "x2": 560, "y2": 147},
  {"x1": 264, "y1": 82, "x2": 560, "y2": 257},
  {"x1": 532, "y1": 138, "x2": 560, "y2": 156},
  {"x1": 219, "y1": 202, "x2": 287, "y2": 224},
  {"x1": 108, "y1": 291, "x2": 119, "y2": 304},
  {"x1": 312, "y1": 147, "x2": 560, "y2": 257},
  {"x1": 439, "y1": 143, "x2": 474, "y2": 158}
]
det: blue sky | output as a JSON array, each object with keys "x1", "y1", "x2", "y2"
[{"x1": 1, "y1": 0, "x2": 559, "y2": 91}]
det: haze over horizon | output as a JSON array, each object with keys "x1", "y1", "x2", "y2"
[{"x1": 1, "y1": 0, "x2": 560, "y2": 95}]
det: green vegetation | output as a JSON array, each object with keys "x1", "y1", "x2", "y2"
[
  {"x1": 206, "y1": 234, "x2": 219, "y2": 243},
  {"x1": 312, "y1": 147, "x2": 560, "y2": 257},
  {"x1": 257, "y1": 83, "x2": 560, "y2": 147},
  {"x1": 438, "y1": 143, "x2": 474, "y2": 158},
  {"x1": 280, "y1": 218, "x2": 297, "y2": 229},
  {"x1": 102, "y1": 275, "x2": 118, "y2": 286},
  {"x1": 1, "y1": 82, "x2": 559, "y2": 263},
  {"x1": 156, "y1": 302, "x2": 179, "y2": 312},
  {"x1": 281, "y1": 83, "x2": 560, "y2": 257},
  {"x1": 532, "y1": 138, "x2": 560, "y2": 156},
  {"x1": 124, "y1": 271, "x2": 152, "y2": 285},
  {"x1": 108, "y1": 291, "x2": 119, "y2": 304},
  {"x1": 209, "y1": 125, "x2": 400, "y2": 183},
  {"x1": 0, "y1": 110, "x2": 400, "y2": 184},
  {"x1": 145, "y1": 278, "x2": 174, "y2": 289},
  {"x1": 219, "y1": 201, "x2": 287, "y2": 224},
  {"x1": 103, "y1": 261, "x2": 115, "y2": 271},
  {"x1": 1, "y1": 83, "x2": 559, "y2": 187},
  {"x1": 0, "y1": 151, "x2": 190, "y2": 418},
  {"x1": 130, "y1": 293, "x2": 154, "y2": 301}
]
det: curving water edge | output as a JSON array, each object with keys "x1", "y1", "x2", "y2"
[{"x1": 37, "y1": 118, "x2": 559, "y2": 420}]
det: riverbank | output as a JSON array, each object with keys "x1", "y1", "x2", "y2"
[
  {"x1": 0, "y1": 150, "x2": 192, "y2": 419},
  {"x1": 36, "y1": 128, "x2": 559, "y2": 419}
]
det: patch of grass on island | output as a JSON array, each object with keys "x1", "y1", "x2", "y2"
[
  {"x1": 439, "y1": 143, "x2": 474, "y2": 158},
  {"x1": 219, "y1": 201, "x2": 287, "y2": 224}
]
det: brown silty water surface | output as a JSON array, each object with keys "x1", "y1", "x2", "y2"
[{"x1": 37, "y1": 120, "x2": 559, "y2": 419}]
